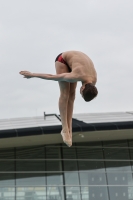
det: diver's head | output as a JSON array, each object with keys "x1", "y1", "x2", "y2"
[{"x1": 80, "y1": 83, "x2": 98, "y2": 102}]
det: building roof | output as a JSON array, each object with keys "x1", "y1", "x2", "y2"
[
  {"x1": 0, "y1": 112, "x2": 133, "y2": 148},
  {"x1": 0, "y1": 111, "x2": 133, "y2": 131},
  {"x1": 73, "y1": 111, "x2": 133, "y2": 123},
  {"x1": 0, "y1": 114, "x2": 61, "y2": 130}
]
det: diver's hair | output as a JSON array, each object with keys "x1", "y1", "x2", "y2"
[{"x1": 82, "y1": 83, "x2": 98, "y2": 102}]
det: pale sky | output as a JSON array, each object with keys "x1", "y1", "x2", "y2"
[{"x1": 0, "y1": 0, "x2": 133, "y2": 119}]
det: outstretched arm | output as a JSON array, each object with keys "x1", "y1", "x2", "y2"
[{"x1": 19, "y1": 71, "x2": 80, "y2": 82}]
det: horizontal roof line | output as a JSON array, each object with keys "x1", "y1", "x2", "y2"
[{"x1": 0, "y1": 112, "x2": 133, "y2": 139}]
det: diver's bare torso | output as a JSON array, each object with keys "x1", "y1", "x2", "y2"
[
  {"x1": 62, "y1": 51, "x2": 97, "y2": 85},
  {"x1": 19, "y1": 51, "x2": 97, "y2": 85}
]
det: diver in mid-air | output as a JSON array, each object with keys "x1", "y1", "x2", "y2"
[{"x1": 20, "y1": 50, "x2": 98, "y2": 147}]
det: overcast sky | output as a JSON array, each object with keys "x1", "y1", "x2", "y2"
[{"x1": 0, "y1": 0, "x2": 133, "y2": 119}]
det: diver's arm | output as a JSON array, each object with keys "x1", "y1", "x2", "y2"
[{"x1": 19, "y1": 71, "x2": 81, "y2": 82}]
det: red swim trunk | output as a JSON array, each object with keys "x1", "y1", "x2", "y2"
[{"x1": 55, "y1": 53, "x2": 71, "y2": 72}]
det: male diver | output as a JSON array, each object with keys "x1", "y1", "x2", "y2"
[{"x1": 19, "y1": 51, "x2": 98, "y2": 147}]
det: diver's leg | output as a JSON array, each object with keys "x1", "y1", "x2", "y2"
[
  {"x1": 58, "y1": 81, "x2": 70, "y2": 134},
  {"x1": 67, "y1": 82, "x2": 77, "y2": 138},
  {"x1": 55, "y1": 62, "x2": 72, "y2": 146}
]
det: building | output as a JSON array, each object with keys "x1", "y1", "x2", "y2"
[{"x1": 0, "y1": 111, "x2": 133, "y2": 200}]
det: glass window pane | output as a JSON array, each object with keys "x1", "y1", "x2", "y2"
[
  {"x1": 62, "y1": 146, "x2": 77, "y2": 170},
  {"x1": 46, "y1": 146, "x2": 61, "y2": 159},
  {"x1": 65, "y1": 172, "x2": 79, "y2": 185},
  {"x1": 16, "y1": 173, "x2": 46, "y2": 186},
  {"x1": 46, "y1": 161, "x2": 61, "y2": 171},
  {"x1": 106, "y1": 172, "x2": 133, "y2": 186},
  {"x1": 76, "y1": 145, "x2": 104, "y2": 171},
  {"x1": 46, "y1": 147, "x2": 62, "y2": 172},
  {"x1": 0, "y1": 188, "x2": 15, "y2": 200},
  {"x1": 16, "y1": 146, "x2": 45, "y2": 159},
  {"x1": 80, "y1": 172, "x2": 107, "y2": 185},
  {"x1": 103, "y1": 147, "x2": 130, "y2": 160},
  {"x1": 81, "y1": 187, "x2": 89, "y2": 200},
  {"x1": 66, "y1": 187, "x2": 81, "y2": 200},
  {"x1": 88, "y1": 186, "x2": 109, "y2": 200},
  {"x1": 46, "y1": 147, "x2": 63, "y2": 186},
  {"x1": 103, "y1": 140, "x2": 128, "y2": 148},
  {"x1": 64, "y1": 160, "x2": 78, "y2": 171},
  {"x1": 47, "y1": 173, "x2": 63, "y2": 185},
  {"x1": 78, "y1": 161, "x2": 105, "y2": 171},
  {"x1": 75, "y1": 142, "x2": 102, "y2": 147},
  {"x1": 128, "y1": 187, "x2": 133, "y2": 199},
  {"x1": 62, "y1": 146, "x2": 77, "y2": 159},
  {"x1": 0, "y1": 161, "x2": 15, "y2": 171},
  {"x1": 0, "y1": 173, "x2": 15, "y2": 186},
  {"x1": 46, "y1": 162, "x2": 63, "y2": 186},
  {"x1": 62, "y1": 145, "x2": 79, "y2": 185},
  {"x1": 103, "y1": 140, "x2": 130, "y2": 161},
  {"x1": 108, "y1": 186, "x2": 129, "y2": 200},
  {"x1": 16, "y1": 187, "x2": 46, "y2": 200},
  {"x1": 76, "y1": 147, "x2": 103, "y2": 159},
  {"x1": 105, "y1": 161, "x2": 132, "y2": 171},
  {"x1": 103, "y1": 141, "x2": 131, "y2": 171},
  {"x1": 16, "y1": 160, "x2": 45, "y2": 171},
  {"x1": 47, "y1": 186, "x2": 64, "y2": 200},
  {"x1": 128, "y1": 140, "x2": 133, "y2": 171},
  {"x1": 0, "y1": 148, "x2": 15, "y2": 172},
  {"x1": 0, "y1": 148, "x2": 15, "y2": 159},
  {"x1": 16, "y1": 146, "x2": 45, "y2": 172}
]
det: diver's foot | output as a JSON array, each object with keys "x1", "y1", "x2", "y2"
[{"x1": 61, "y1": 131, "x2": 72, "y2": 147}]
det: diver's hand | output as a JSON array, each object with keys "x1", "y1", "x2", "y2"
[{"x1": 19, "y1": 71, "x2": 33, "y2": 78}]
